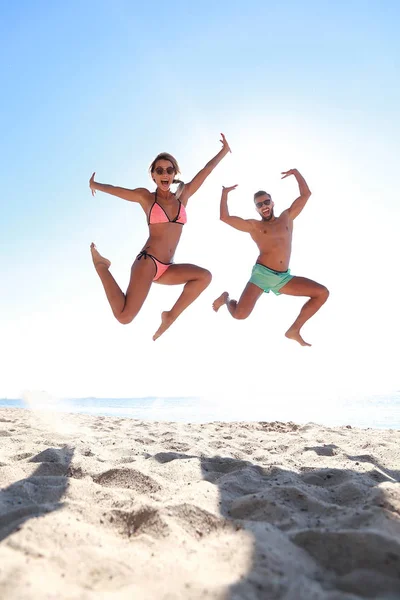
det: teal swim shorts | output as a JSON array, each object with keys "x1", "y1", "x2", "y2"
[{"x1": 249, "y1": 263, "x2": 293, "y2": 295}]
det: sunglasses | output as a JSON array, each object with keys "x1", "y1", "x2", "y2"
[
  {"x1": 155, "y1": 166, "x2": 175, "y2": 175},
  {"x1": 255, "y1": 198, "x2": 272, "y2": 209}
]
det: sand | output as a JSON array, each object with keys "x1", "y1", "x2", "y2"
[{"x1": 0, "y1": 407, "x2": 399, "y2": 599}]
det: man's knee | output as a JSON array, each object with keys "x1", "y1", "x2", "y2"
[
  {"x1": 311, "y1": 285, "x2": 329, "y2": 302},
  {"x1": 234, "y1": 307, "x2": 249, "y2": 320},
  {"x1": 319, "y1": 285, "x2": 329, "y2": 302}
]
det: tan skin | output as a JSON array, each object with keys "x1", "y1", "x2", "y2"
[
  {"x1": 90, "y1": 134, "x2": 231, "y2": 340},
  {"x1": 212, "y1": 169, "x2": 329, "y2": 346}
]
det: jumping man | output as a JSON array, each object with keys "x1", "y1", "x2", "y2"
[{"x1": 212, "y1": 169, "x2": 329, "y2": 346}]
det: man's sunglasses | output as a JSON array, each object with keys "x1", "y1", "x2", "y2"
[
  {"x1": 155, "y1": 166, "x2": 175, "y2": 175},
  {"x1": 255, "y1": 198, "x2": 272, "y2": 209}
]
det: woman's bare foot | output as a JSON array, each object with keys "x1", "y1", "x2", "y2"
[
  {"x1": 90, "y1": 243, "x2": 111, "y2": 270},
  {"x1": 153, "y1": 311, "x2": 176, "y2": 341},
  {"x1": 212, "y1": 292, "x2": 229, "y2": 312},
  {"x1": 285, "y1": 327, "x2": 311, "y2": 347}
]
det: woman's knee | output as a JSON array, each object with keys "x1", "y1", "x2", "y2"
[
  {"x1": 116, "y1": 312, "x2": 136, "y2": 325},
  {"x1": 200, "y1": 269, "x2": 212, "y2": 287}
]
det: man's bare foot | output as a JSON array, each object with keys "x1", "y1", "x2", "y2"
[
  {"x1": 212, "y1": 292, "x2": 229, "y2": 312},
  {"x1": 90, "y1": 243, "x2": 111, "y2": 270},
  {"x1": 285, "y1": 327, "x2": 311, "y2": 347},
  {"x1": 153, "y1": 311, "x2": 175, "y2": 341}
]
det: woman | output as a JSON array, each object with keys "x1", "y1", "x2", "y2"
[{"x1": 89, "y1": 133, "x2": 231, "y2": 340}]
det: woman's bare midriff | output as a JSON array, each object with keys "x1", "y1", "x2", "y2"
[{"x1": 141, "y1": 223, "x2": 184, "y2": 263}]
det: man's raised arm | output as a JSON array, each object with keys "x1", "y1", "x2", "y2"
[
  {"x1": 282, "y1": 169, "x2": 312, "y2": 219},
  {"x1": 220, "y1": 185, "x2": 253, "y2": 232}
]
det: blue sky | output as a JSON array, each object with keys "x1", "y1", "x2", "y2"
[{"x1": 1, "y1": 1, "x2": 399, "y2": 401}]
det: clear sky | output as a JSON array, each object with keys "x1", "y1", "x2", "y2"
[{"x1": 1, "y1": 1, "x2": 399, "y2": 403}]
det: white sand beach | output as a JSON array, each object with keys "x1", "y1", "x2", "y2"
[{"x1": 0, "y1": 408, "x2": 399, "y2": 599}]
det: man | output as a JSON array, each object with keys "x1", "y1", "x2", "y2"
[{"x1": 212, "y1": 169, "x2": 329, "y2": 346}]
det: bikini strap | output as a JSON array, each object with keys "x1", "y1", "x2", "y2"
[{"x1": 172, "y1": 200, "x2": 182, "y2": 222}]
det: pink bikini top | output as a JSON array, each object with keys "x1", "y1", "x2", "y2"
[{"x1": 148, "y1": 190, "x2": 187, "y2": 225}]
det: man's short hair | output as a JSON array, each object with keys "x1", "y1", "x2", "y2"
[{"x1": 254, "y1": 190, "x2": 271, "y2": 201}]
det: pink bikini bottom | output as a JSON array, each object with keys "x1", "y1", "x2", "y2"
[{"x1": 137, "y1": 250, "x2": 172, "y2": 281}]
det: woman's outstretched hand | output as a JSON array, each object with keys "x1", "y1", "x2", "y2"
[
  {"x1": 220, "y1": 133, "x2": 231, "y2": 153},
  {"x1": 222, "y1": 184, "x2": 238, "y2": 194},
  {"x1": 89, "y1": 172, "x2": 97, "y2": 196}
]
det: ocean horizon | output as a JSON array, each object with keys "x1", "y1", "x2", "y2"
[{"x1": 1, "y1": 391, "x2": 399, "y2": 430}]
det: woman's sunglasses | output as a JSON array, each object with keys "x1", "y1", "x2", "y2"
[
  {"x1": 255, "y1": 198, "x2": 272, "y2": 209},
  {"x1": 155, "y1": 167, "x2": 175, "y2": 175}
]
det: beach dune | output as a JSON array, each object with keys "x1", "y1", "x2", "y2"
[{"x1": 0, "y1": 408, "x2": 399, "y2": 599}]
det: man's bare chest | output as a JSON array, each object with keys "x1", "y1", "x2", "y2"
[{"x1": 252, "y1": 218, "x2": 292, "y2": 242}]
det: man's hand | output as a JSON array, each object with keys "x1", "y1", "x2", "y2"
[
  {"x1": 281, "y1": 169, "x2": 298, "y2": 179},
  {"x1": 222, "y1": 184, "x2": 238, "y2": 193},
  {"x1": 285, "y1": 168, "x2": 311, "y2": 219},
  {"x1": 89, "y1": 172, "x2": 97, "y2": 196},
  {"x1": 220, "y1": 133, "x2": 231, "y2": 154}
]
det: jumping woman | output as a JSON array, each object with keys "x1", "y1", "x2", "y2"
[{"x1": 90, "y1": 133, "x2": 231, "y2": 340}]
